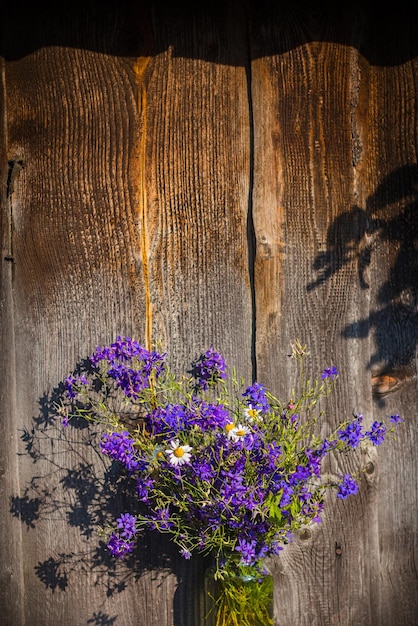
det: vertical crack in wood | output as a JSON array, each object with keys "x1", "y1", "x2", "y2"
[
  {"x1": 134, "y1": 58, "x2": 152, "y2": 351},
  {"x1": 245, "y1": 6, "x2": 257, "y2": 382},
  {"x1": 5, "y1": 159, "x2": 23, "y2": 264}
]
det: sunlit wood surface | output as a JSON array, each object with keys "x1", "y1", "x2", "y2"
[{"x1": 1, "y1": 3, "x2": 416, "y2": 625}]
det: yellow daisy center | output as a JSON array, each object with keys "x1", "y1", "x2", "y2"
[
  {"x1": 225, "y1": 423, "x2": 235, "y2": 433},
  {"x1": 248, "y1": 409, "x2": 258, "y2": 418},
  {"x1": 236, "y1": 429, "x2": 246, "y2": 437},
  {"x1": 173, "y1": 447, "x2": 185, "y2": 458}
]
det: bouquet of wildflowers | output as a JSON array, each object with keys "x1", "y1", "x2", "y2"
[{"x1": 58, "y1": 337, "x2": 402, "y2": 625}]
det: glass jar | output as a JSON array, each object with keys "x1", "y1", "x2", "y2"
[{"x1": 203, "y1": 560, "x2": 274, "y2": 626}]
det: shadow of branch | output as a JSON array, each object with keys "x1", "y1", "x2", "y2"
[{"x1": 307, "y1": 164, "x2": 418, "y2": 385}]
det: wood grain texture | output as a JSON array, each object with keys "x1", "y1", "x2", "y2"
[
  {"x1": 0, "y1": 57, "x2": 25, "y2": 626},
  {"x1": 364, "y1": 55, "x2": 418, "y2": 626},
  {"x1": 6, "y1": 44, "x2": 154, "y2": 626},
  {"x1": 139, "y1": 2, "x2": 253, "y2": 373},
  {"x1": 0, "y1": 3, "x2": 417, "y2": 625},
  {"x1": 2, "y1": 4, "x2": 253, "y2": 626},
  {"x1": 250, "y1": 4, "x2": 417, "y2": 625}
]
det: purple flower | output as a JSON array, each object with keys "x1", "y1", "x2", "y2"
[
  {"x1": 270, "y1": 540, "x2": 284, "y2": 555},
  {"x1": 180, "y1": 548, "x2": 192, "y2": 560},
  {"x1": 338, "y1": 415, "x2": 363, "y2": 449},
  {"x1": 107, "y1": 532, "x2": 134, "y2": 558},
  {"x1": 91, "y1": 336, "x2": 165, "y2": 369},
  {"x1": 90, "y1": 336, "x2": 166, "y2": 399},
  {"x1": 189, "y1": 401, "x2": 230, "y2": 431},
  {"x1": 192, "y1": 348, "x2": 227, "y2": 390},
  {"x1": 64, "y1": 375, "x2": 87, "y2": 399},
  {"x1": 136, "y1": 476, "x2": 155, "y2": 503},
  {"x1": 304, "y1": 449, "x2": 322, "y2": 477},
  {"x1": 147, "y1": 404, "x2": 187, "y2": 436},
  {"x1": 310, "y1": 500, "x2": 324, "y2": 524},
  {"x1": 116, "y1": 513, "x2": 137, "y2": 539},
  {"x1": 389, "y1": 413, "x2": 403, "y2": 424},
  {"x1": 290, "y1": 464, "x2": 312, "y2": 484},
  {"x1": 149, "y1": 506, "x2": 173, "y2": 531},
  {"x1": 365, "y1": 421, "x2": 386, "y2": 446},
  {"x1": 243, "y1": 382, "x2": 270, "y2": 413},
  {"x1": 322, "y1": 366, "x2": 339, "y2": 380},
  {"x1": 64, "y1": 375, "x2": 77, "y2": 399},
  {"x1": 264, "y1": 442, "x2": 282, "y2": 470},
  {"x1": 60, "y1": 414, "x2": 69, "y2": 428},
  {"x1": 193, "y1": 460, "x2": 216, "y2": 481},
  {"x1": 315, "y1": 438, "x2": 337, "y2": 459},
  {"x1": 235, "y1": 538, "x2": 257, "y2": 565},
  {"x1": 279, "y1": 483, "x2": 294, "y2": 507},
  {"x1": 337, "y1": 474, "x2": 358, "y2": 499},
  {"x1": 100, "y1": 431, "x2": 141, "y2": 472}
]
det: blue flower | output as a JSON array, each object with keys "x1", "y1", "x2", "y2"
[
  {"x1": 235, "y1": 538, "x2": 257, "y2": 565},
  {"x1": 90, "y1": 337, "x2": 166, "y2": 399},
  {"x1": 147, "y1": 404, "x2": 187, "y2": 436},
  {"x1": 192, "y1": 348, "x2": 227, "y2": 390},
  {"x1": 149, "y1": 506, "x2": 174, "y2": 531},
  {"x1": 64, "y1": 375, "x2": 87, "y2": 399},
  {"x1": 107, "y1": 533, "x2": 134, "y2": 558},
  {"x1": 136, "y1": 476, "x2": 154, "y2": 503},
  {"x1": 365, "y1": 421, "x2": 386, "y2": 446},
  {"x1": 100, "y1": 431, "x2": 142, "y2": 472},
  {"x1": 116, "y1": 513, "x2": 137, "y2": 539},
  {"x1": 337, "y1": 474, "x2": 358, "y2": 499},
  {"x1": 189, "y1": 401, "x2": 229, "y2": 431},
  {"x1": 338, "y1": 415, "x2": 363, "y2": 449},
  {"x1": 180, "y1": 548, "x2": 192, "y2": 560},
  {"x1": 321, "y1": 366, "x2": 339, "y2": 380},
  {"x1": 193, "y1": 460, "x2": 216, "y2": 481},
  {"x1": 389, "y1": 413, "x2": 404, "y2": 424},
  {"x1": 315, "y1": 438, "x2": 337, "y2": 459},
  {"x1": 279, "y1": 484, "x2": 294, "y2": 507},
  {"x1": 243, "y1": 382, "x2": 270, "y2": 413}
]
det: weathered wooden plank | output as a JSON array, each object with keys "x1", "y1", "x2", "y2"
[
  {"x1": 5, "y1": 44, "x2": 150, "y2": 626},
  {"x1": 360, "y1": 53, "x2": 418, "y2": 625},
  {"x1": 0, "y1": 57, "x2": 25, "y2": 626},
  {"x1": 249, "y1": 6, "x2": 395, "y2": 625},
  {"x1": 141, "y1": 2, "x2": 252, "y2": 372},
  {"x1": 2, "y1": 4, "x2": 252, "y2": 626}
]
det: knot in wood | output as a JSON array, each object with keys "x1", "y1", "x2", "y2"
[
  {"x1": 365, "y1": 461, "x2": 375, "y2": 475},
  {"x1": 299, "y1": 529, "x2": 311, "y2": 541},
  {"x1": 371, "y1": 373, "x2": 400, "y2": 396},
  {"x1": 258, "y1": 239, "x2": 273, "y2": 259}
]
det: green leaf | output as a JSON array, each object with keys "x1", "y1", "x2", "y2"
[{"x1": 265, "y1": 493, "x2": 283, "y2": 522}]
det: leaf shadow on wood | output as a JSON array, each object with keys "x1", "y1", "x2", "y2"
[
  {"x1": 11, "y1": 373, "x2": 209, "y2": 625},
  {"x1": 306, "y1": 164, "x2": 418, "y2": 405},
  {"x1": 87, "y1": 612, "x2": 118, "y2": 626},
  {"x1": 1, "y1": 1, "x2": 416, "y2": 66}
]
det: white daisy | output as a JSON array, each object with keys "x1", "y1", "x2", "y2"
[
  {"x1": 165, "y1": 439, "x2": 192, "y2": 466},
  {"x1": 225, "y1": 422, "x2": 236, "y2": 437},
  {"x1": 243, "y1": 405, "x2": 261, "y2": 422},
  {"x1": 227, "y1": 423, "x2": 250, "y2": 442}
]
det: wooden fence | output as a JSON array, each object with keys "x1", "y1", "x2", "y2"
[{"x1": 1, "y1": 3, "x2": 417, "y2": 624}]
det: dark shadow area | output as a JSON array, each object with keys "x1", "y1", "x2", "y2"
[
  {"x1": 1, "y1": 1, "x2": 417, "y2": 66},
  {"x1": 87, "y1": 612, "x2": 118, "y2": 626},
  {"x1": 307, "y1": 164, "x2": 418, "y2": 397},
  {"x1": 11, "y1": 370, "x2": 209, "y2": 625}
]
